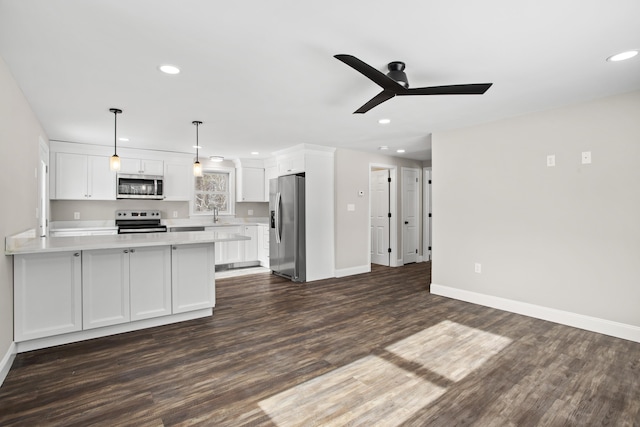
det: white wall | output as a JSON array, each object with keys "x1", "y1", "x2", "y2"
[
  {"x1": 0, "y1": 55, "x2": 47, "y2": 370},
  {"x1": 334, "y1": 148, "x2": 424, "y2": 273},
  {"x1": 432, "y1": 90, "x2": 640, "y2": 336}
]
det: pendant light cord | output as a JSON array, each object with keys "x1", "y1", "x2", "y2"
[
  {"x1": 193, "y1": 120, "x2": 203, "y2": 162},
  {"x1": 109, "y1": 108, "x2": 122, "y2": 155}
]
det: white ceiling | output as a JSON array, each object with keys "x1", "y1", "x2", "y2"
[{"x1": 1, "y1": 0, "x2": 639, "y2": 162}]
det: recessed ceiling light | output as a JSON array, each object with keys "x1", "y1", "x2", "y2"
[
  {"x1": 251, "y1": 151, "x2": 259, "y2": 155},
  {"x1": 159, "y1": 64, "x2": 181, "y2": 74},
  {"x1": 378, "y1": 118, "x2": 391, "y2": 125},
  {"x1": 209, "y1": 156, "x2": 224, "y2": 162},
  {"x1": 118, "y1": 137, "x2": 129, "y2": 142},
  {"x1": 378, "y1": 146, "x2": 389, "y2": 150},
  {"x1": 606, "y1": 50, "x2": 638, "y2": 62},
  {"x1": 397, "y1": 149, "x2": 405, "y2": 153}
]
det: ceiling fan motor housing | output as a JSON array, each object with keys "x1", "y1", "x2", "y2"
[{"x1": 387, "y1": 61, "x2": 409, "y2": 88}]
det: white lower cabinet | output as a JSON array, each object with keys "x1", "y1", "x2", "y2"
[
  {"x1": 14, "y1": 251, "x2": 82, "y2": 341},
  {"x1": 171, "y1": 243, "x2": 215, "y2": 313},
  {"x1": 82, "y1": 248, "x2": 131, "y2": 329},
  {"x1": 82, "y1": 246, "x2": 172, "y2": 329},
  {"x1": 211, "y1": 226, "x2": 244, "y2": 265},
  {"x1": 243, "y1": 225, "x2": 258, "y2": 261},
  {"x1": 258, "y1": 224, "x2": 270, "y2": 267},
  {"x1": 130, "y1": 246, "x2": 172, "y2": 321}
]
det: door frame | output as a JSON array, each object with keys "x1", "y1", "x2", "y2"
[
  {"x1": 368, "y1": 163, "x2": 398, "y2": 267},
  {"x1": 423, "y1": 167, "x2": 432, "y2": 261}
]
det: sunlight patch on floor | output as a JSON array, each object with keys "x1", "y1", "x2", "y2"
[
  {"x1": 385, "y1": 320, "x2": 513, "y2": 382},
  {"x1": 259, "y1": 355, "x2": 446, "y2": 427}
]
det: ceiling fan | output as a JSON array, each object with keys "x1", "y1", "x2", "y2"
[{"x1": 334, "y1": 54, "x2": 493, "y2": 114}]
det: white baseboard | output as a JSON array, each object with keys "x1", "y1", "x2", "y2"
[
  {"x1": 431, "y1": 283, "x2": 640, "y2": 343},
  {"x1": 0, "y1": 341, "x2": 17, "y2": 387},
  {"x1": 335, "y1": 264, "x2": 370, "y2": 278}
]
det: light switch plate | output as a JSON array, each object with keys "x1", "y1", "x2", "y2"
[
  {"x1": 547, "y1": 155, "x2": 556, "y2": 167},
  {"x1": 581, "y1": 151, "x2": 592, "y2": 164},
  {"x1": 347, "y1": 204, "x2": 355, "y2": 212}
]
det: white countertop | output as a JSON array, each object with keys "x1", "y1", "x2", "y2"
[{"x1": 5, "y1": 230, "x2": 250, "y2": 255}]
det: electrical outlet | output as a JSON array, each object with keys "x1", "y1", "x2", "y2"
[
  {"x1": 547, "y1": 155, "x2": 556, "y2": 167},
  {"x1": 74, "y1": 212, "x2": 80, "y2": 220},
  {"x1": 475, "y1": 263, "x2": 482, "y2": 273},
  {"x1": 248, "y1": 209, "x2": 254, "y2": 216},
  {"x1": 347, "y1": 204, "x2": 355, "y2": 212},
  {"x1": 581, "y1": 151, "x2": 592, "y2": 164},
  {"x1": 172, "y1": 211, "x2": 178, "y2": 218}
]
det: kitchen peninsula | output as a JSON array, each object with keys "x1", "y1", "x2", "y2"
[{"x1": 6, "y1": 229, "x2": 249, "y2": 353}]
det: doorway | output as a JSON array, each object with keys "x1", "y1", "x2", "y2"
[
  {"x1": 370, "y1": 169, "x2": 390, "y2": 266},
  {"x1": 402, "y1": 167, "x2": 420, "y2": 264},
  {"x1": 369, "y1": 164, "x2": 397, "y2": 267}
]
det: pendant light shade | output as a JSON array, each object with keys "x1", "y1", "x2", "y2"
[
  {"x1": 109, "y1": 108, "x2": 122, "y2": 171},
  {"x1": 193, "y1": 121, "x2": 203, "y2": 177}
]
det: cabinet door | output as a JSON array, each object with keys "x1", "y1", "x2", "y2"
[
  {"x1": 171, "y1": 243, "x2": 215, "y2": 313},
  {"x1": 82, "y1": 248, "x2": 130, "y2": 329},
  {"x1": 130, "y1": 246, "x2": 172, "y2": 321},
  {"x1": 164, "y1": 162, "x2": 192, "y2": 201},
  {"x1": 141, "y1": 159, "x2": 164, "y2": 175},
  {"x1": 244, "y1": 225, "x2": 258, "y2": 261},
  {"x1": 239, "y1": 167, "x2": 265, "y2": 202},
  {"x1": 258, "y1": 224, "x2": 270, "y2": 267},
  {"x1": 119, "y1": 158, "x2": 142, "y2": 174},
  {"x1": 120, "y1": 158, "x2": 164, "y2": 175},
  {"x1": 221, "y1": 226, "x2": 244, "y2": 263},
  {"x1": 14, "y1": 251, "x2": 82, "y2": 341},
  {"x1": 54, "y1": 152, "x2": 88, "y2": 199},
  {"x1": 88, "y1": 155, "x2": 116, "y2": 200}
]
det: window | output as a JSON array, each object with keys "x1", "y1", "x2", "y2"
[{"x1": 193, "y1": 168, "x2": 235, "y2": 215}]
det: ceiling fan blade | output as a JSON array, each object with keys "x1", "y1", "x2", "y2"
[
  {"x1": 354, "y1": 90, "x2": 396, "y2": 114},
  {"x1": 401, "y1": 83, "x2": 493, "y2": 96},
  {"x1": 334, "y1": 54, "x2": 405, "y2": 92}
]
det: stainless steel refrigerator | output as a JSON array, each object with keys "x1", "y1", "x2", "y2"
[{"x1": 269, "y1": 174, "x2": 306, "y2": 282}]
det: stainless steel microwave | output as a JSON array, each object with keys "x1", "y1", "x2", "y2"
[{"x1": 116, "y1": 174, "x2": 164, "y2": 200}]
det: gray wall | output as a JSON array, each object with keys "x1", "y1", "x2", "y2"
[
  {"x1": 432, "y1": 90, "x2": 640, "y2": 327},
  {"x1": 0, "y1": 56, "x2": 45, "y2": 361},
  {"x1": 335, "y1": 148, "x2": 425, "y2": 271}
]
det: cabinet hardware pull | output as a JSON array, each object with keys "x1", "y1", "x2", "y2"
[
  {"x1": 124, "y1": 250, "x2": 129, "y2": 253},
  {"x1": 130, "y1": 249, "x2": 135, "y2": 253},
  {"x1": 74, "y1": 253, "x2": 80, "y2": 257}
]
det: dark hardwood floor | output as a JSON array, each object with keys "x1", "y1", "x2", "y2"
[{"x1": 1, "y1": 262, "x2": 639, "y2": 426}]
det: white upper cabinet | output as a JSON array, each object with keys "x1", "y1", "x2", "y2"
[
  {"x1": 164, "y1": 162, "x2": 192, "y2": 201},
  {"x1": 53, "y1": 152, "x2": 115, "y2": 200},
  {"x1": 277, "y1": 151, "x2": 305, "y2": 176},
  {"x1": 120, "y1": 158, "x2": 164, "y2": 175},
  {"x1": 234, "y1": 159, "x2": 266, "y2": 202}
]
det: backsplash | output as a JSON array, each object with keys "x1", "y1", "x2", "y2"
[{"x1": 50, "y1": 200, "x2": 269, "y2": 221}]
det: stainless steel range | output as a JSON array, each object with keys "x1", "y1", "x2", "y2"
[{"x1": 115, "y1": 210, "x2": 167, "y2": 234}]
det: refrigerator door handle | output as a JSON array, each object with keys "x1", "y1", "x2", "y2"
[{"x1": 275, "y1": 191, "x2": 282, "y2": 244}]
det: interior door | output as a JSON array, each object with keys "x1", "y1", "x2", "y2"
[
  {"x1": 402, "y1": 168, "x2": 420, "y2": 264},
  {"x1": 371, "y1": 169, "x2": 390, "y2": 266}
]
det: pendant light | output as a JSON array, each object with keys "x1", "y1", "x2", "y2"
[
  {"x1": 109, "y1": 108, "x2": 122, "y2": 171},
  {"x1": 192, "y1": 120, "x2": 203, "y2": 177}
]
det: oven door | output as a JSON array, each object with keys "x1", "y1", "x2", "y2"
[
  {"x1": 116, "y1": 219, "x2": 167, "y2": 234},
  {"x1": 118, "y1": 226, "x2": 168, "y2": 234}
]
